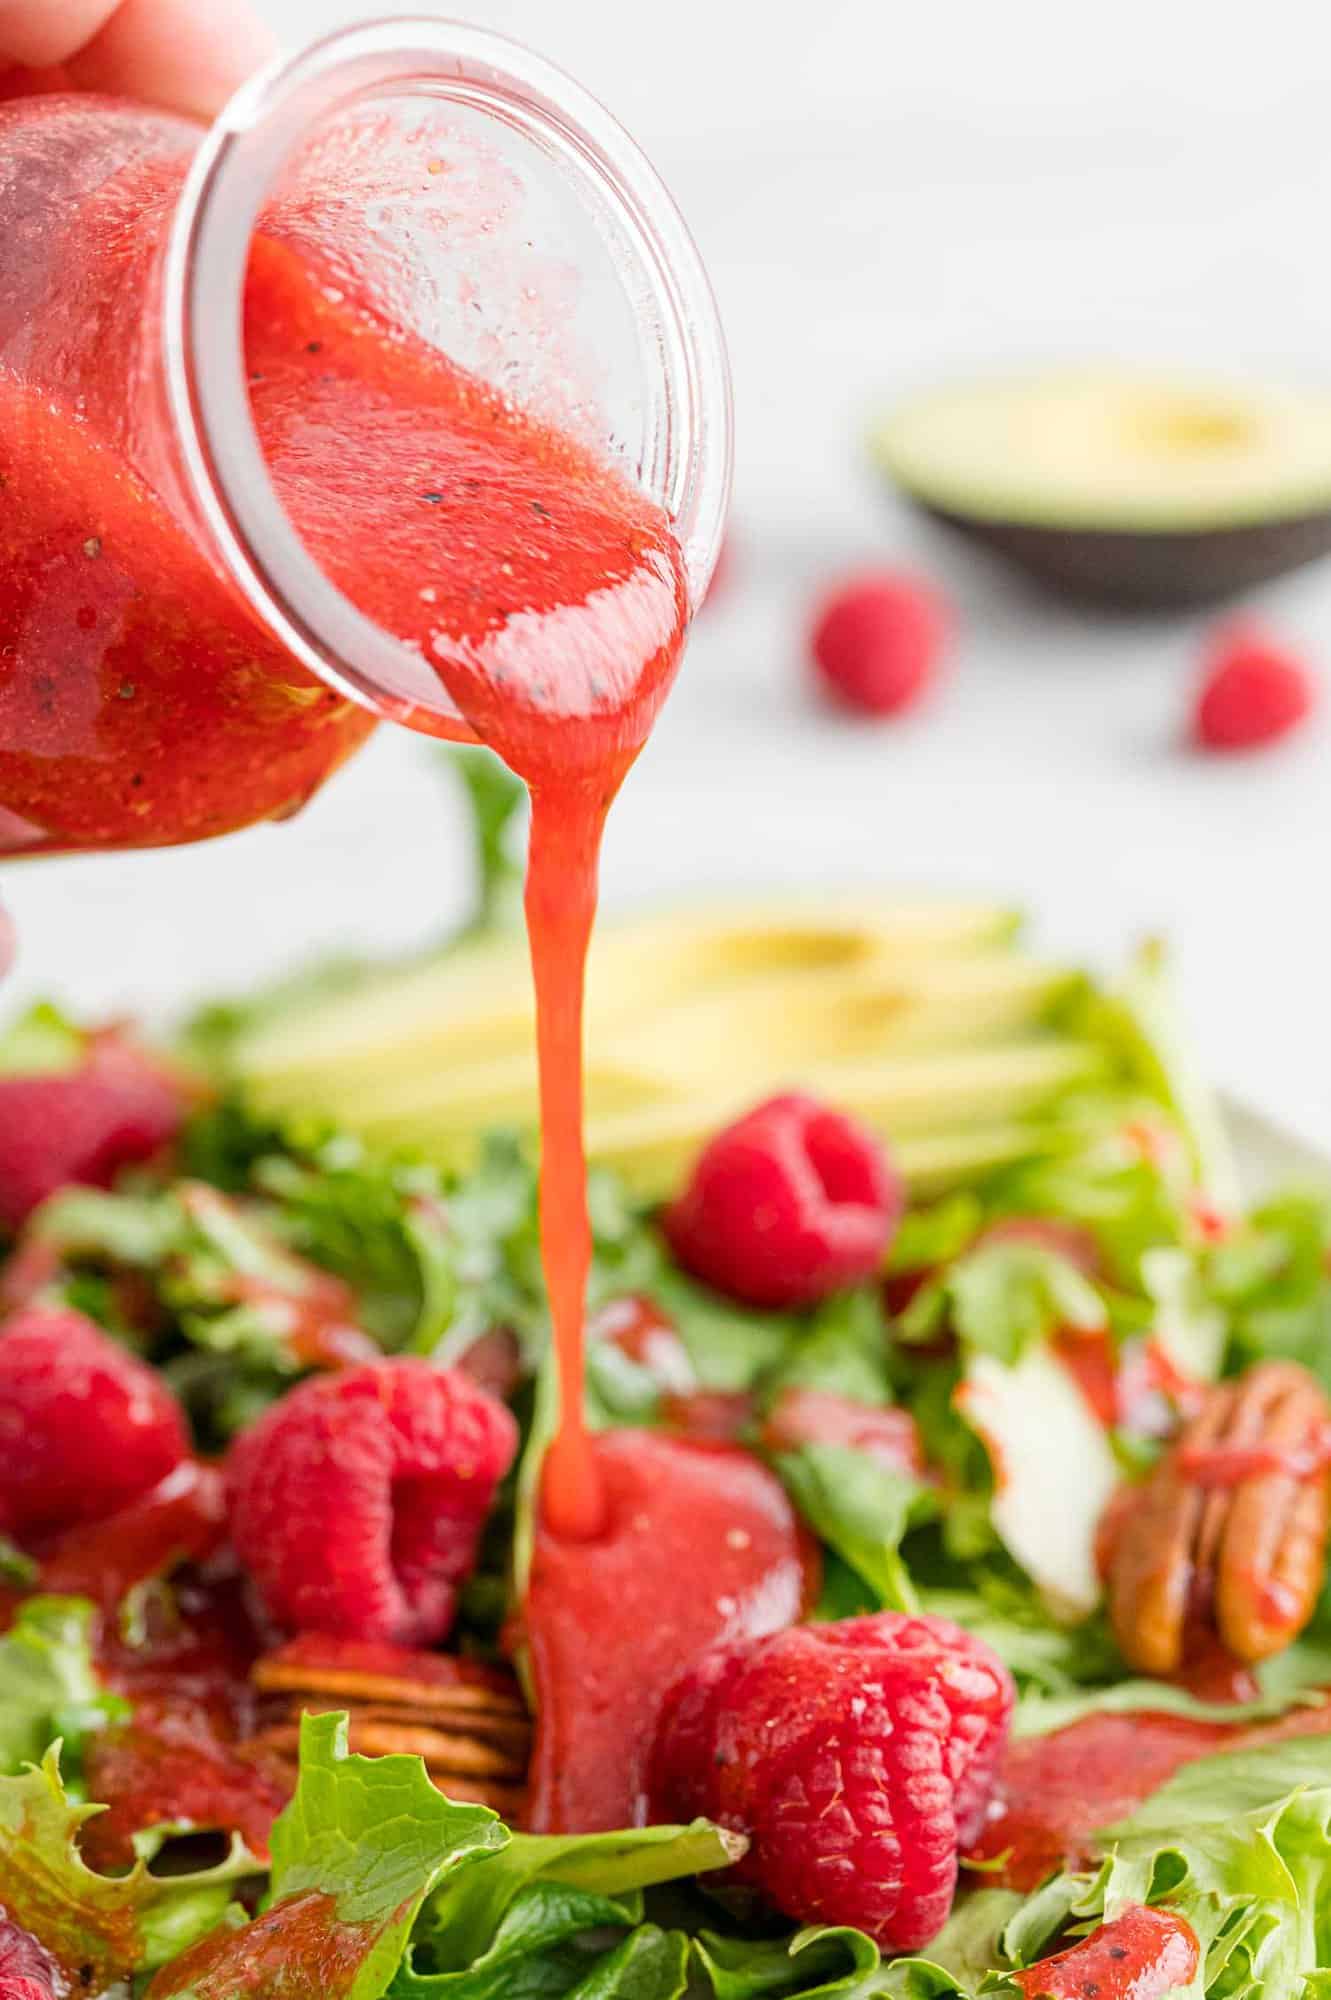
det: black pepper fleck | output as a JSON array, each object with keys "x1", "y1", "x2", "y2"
[
  {"x1": 421, "y1": 491, "x2": 444, "y2": 504},
  {"x1": 306, "y1": 340, "x2": 323, "y2": 355},
  {"x1": 118, "y1": 681, "x2": 136, "y2": 700},
  {"x1": 131, "y1": 773, "x2": 144, "y2": 788},
  {"x1": 531, "y1": 500, "x2": 550, "y2": 520}
]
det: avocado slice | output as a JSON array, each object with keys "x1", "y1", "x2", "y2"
[{"x1": 871, "y1": 369, "x2": 1331, "y2": 607}]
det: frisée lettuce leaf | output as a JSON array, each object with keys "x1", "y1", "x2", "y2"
[
  {"x1": 0, "y1": 1744, "x2": 261, "y2": 1991},
  {"x1": 147, "y1": 1711, "x2": 505, "y2": 2000},
  {"x1": 1001, "y1": 1734, "x2": 1331, "y2": 2000},
  {"x1": 0, "y1": 1595, "x2": 128, "y2": 1780}
]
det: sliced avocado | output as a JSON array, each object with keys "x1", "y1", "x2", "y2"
[{"x1": 872, "y1": 369, "x2": 1331, "y2": 607}]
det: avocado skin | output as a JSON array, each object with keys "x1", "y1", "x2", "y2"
[{"x1": 920, "y1": 503, "x2": 1331, "y2": 609}]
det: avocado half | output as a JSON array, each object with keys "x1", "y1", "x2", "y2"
[{"x1": 871, "y1": 369, "x2": 1331, "y2": 608}]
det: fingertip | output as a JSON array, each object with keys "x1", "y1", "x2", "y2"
[{"x1": 66, "y1": 0, "x2": 277, "y2": 120}]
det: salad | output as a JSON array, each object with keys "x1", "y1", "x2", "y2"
[{"x1": 3, "y1": 755, "x2": 1331, "y2": 2000}]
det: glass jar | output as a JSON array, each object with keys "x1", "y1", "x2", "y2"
[{"x1": 0, "y1": 18, "x2": 731, "y2": 855}]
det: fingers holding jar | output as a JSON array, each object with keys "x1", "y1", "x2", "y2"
[{"x1": 0, "y1": 0, "x2": 274, "y2": 117}]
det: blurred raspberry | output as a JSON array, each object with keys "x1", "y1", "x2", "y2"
[
  {"x1": 0, "y1": 1031, "x2": 189, "y2": 1233},
  {"x1": 665, "y1": 1093, "x2": 902, "y2": 1308},
  {"x1": 1192, "y1": 626, "x2": 1316, "y2": 751},
  {"x1": 0, "y1": 1915, "x2": 57, "y2": 2000},
  {"x1": 762, "y1": 1387, "x2": 923, "y2": 1475},
  {"x1": 0, "y1": 1305, "x2": 189, "y2": 1536},
  {"x1": 809, "y1": 569, "x2": 950, "y2": 717},
  {"x1": 226, "y1": 1360, "x2": 517, "y2": 1645},
  {"x1": 650, "y1": 1612, "x2": 1014, "y2": 1950}
]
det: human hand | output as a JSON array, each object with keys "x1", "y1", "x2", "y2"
[{"x1": 0, "y1": 0, "x2": 276, "y2": 120}]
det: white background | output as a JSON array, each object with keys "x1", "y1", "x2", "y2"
[{"x1": 7, "y1": 0, "x2": 1331, "y2": 1141}]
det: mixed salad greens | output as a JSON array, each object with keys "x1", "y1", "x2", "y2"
[{"x1": 5, "y1": 752, "x2": 1331, "y2": 2000}]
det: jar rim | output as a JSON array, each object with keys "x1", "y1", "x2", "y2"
[{"x1": 161, "y1": 14, "x2": 733, "y2": 730}]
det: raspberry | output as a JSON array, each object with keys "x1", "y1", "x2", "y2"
[
  {"x1": 650, "y1": 1612, "x2": 1014, "y2": 1950},
  {"x1": 0, "y1": 1306, "x2": 189, "y2": 1536},
  {"x1": 1192, "y1": 626, "x2": 1316, "y2": 751},
  {"x1": 0, "y1": 1031, "x2": 187, "y2": 1233},
  {"x1": 809, "y1": 570, "x2": 950, "y2": 717},
  {"x1": 665, "y1": 1094, "x2": 902, "y2": 1309},
  {"x1": 762, "y1": 1387, "x2": 924, "y2": 1475},
  {"x1": 0, "y1": 1919, "x2": 57, "y2": 2000},
  {"x1": 226, "y1": 1359, "x2": 517, "y2": 1645}
]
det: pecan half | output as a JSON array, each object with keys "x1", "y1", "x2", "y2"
[
  {"x1": 243, "y1": 1634, "x2": 530, "y2": 1818},
  {"x1": 1108, "y1": 1360, "x2": 1331, "y2": 1673}
]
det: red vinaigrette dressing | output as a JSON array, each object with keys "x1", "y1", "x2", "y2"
[
  {"x1": 245, "y1": 226, "x2": 819, "y2": 1828},
  {"x1": 239, "y1": 233, "x2": 693, "y2": 1541}
]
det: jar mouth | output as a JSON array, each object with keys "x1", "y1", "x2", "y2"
[{"x1": 161, "y1": 15, "x2": 733, "y2": 730}]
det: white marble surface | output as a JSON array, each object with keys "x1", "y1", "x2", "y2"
[{"x1": 6, "y1": 0, "x2": 1331, "y2": 1145}]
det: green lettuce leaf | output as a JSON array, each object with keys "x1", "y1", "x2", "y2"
[
  {"x1": 1001, "y1": 1735, "x2": 1331, "y2": 2000},
  {"x1": 983, "y1": 1128, "x2": 1188, "y2": 1293},
  {"x1": 656, "y1": 1271, "x2": 794, "y2": 1397},
  {"x1": 1211, "y1": 1189, "x2": 1331, "y2": 1394},
  {"x1": 0, "y1": 1744, "x2": 261, "y2": 1988},
  {"x1": 1088, "y1": 937, "x2": 1238, "y2": 1210},
  {"x1": 0, "y1": 1595, "x2": 128, "y2": 1778},
  {"x1": 0, "y1": 1001, "x2": 84, "y2": 1078},
  {"x1": 393, "y1": 1883, "x2": 688, "y2": 2000},
  {"x1": 766, "y1": 1290, "x2": 891, "y2": 1406},
  {"x1": 919, "y1": 1583, "x2": 1118, "y2": 1698},
  {"x1": 697, "y1": 1891, "x2": 1016, "y2": 2000},
  {"x1": 1013, "y1": 1634, "x2": 1331, "y2": 1738},
  {"x1": 774, "y1": 1444, "x2": 936, "y2": 1614},
  {"x1": 886, "y1": 1195, "x2": 984, "y2": 1280},
  {"x1": 421, "y1": 1818, "x2": 744, "y2": 1972},
  {"x1": 148, "y1": 1710, "x2": 505, "y2": 2000},
  {"x1": 901, "y1": 1244, "x2": 1105, "y2": 1366}
]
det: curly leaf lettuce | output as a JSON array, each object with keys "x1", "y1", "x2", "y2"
[
  {"x1": 0, "y1": 1744, "x2": 260, "y2": 1990},
  {"x1": 1002, "y1": 1735, "x2": 1331, "y2": 2000},
  {"x1": 697, "y1": 1891, "x2": 1020, "y2": 2000},
  {"x1": 149, "y1": 1711, "x2": 505, "y2": 2000},
  {"x1": 419, "y1": 1816, "x2": 745, "y2": 1972},
  {"x1": 393, "y1": 1884, "x2": 688, "y2": 2000},
  {"x1": 0, "y1": 1596, "x2": 128, "y2": 1778}
]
